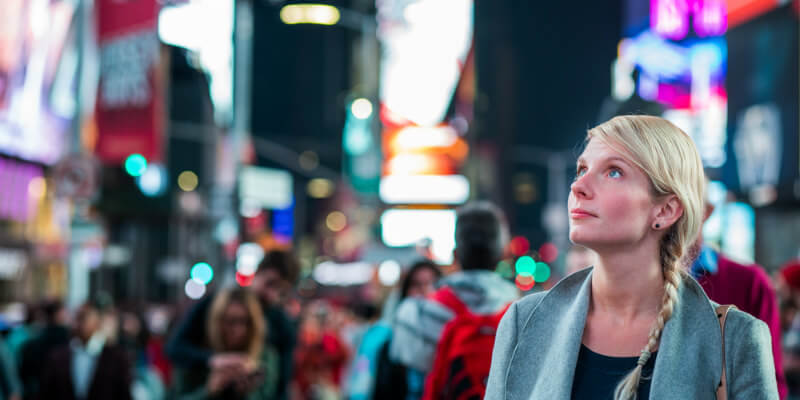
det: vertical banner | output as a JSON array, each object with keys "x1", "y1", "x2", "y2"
[{"x1": 94, "y1": 0, "x2": 162, "y2": 164}]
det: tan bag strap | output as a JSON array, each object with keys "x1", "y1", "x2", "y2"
[{"x1": 716, "y1": 305, "x2": 736, "y2": 400}]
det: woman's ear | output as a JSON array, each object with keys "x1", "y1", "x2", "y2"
[{"x1": 653, "y1": 194, "x2": 684, "y2": 230}]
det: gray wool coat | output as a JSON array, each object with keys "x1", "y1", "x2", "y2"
[{"x1": 485, "y1": 267, "x2": 779, "y2": 400}]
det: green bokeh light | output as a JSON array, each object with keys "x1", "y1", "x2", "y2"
[
  {"x1": 534, "y1": 262, "x2": 551, "y2": 283},
  {"x1": 515, "y1": 256, "x2": 536, "y2": 276},
  {"x1": 190, "y1": 262, "x2": 214, "y2": 285},
  {"x1": 496, "y1": 261, "x2": 514, "y2": 279},
  {"x1": 124, "y1": 154, "x2": 148, "y2": 177}
]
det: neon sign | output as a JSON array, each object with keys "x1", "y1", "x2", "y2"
[{"x1": 651, "y1": 0, "x2": 728, "y2": 40}]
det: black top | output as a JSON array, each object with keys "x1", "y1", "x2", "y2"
[{"x1": 571, "y1": 344, "x2": 657, "y2": 400}]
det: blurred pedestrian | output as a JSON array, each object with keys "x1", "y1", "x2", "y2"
[
  {"x1": 345, "y1": 259, "x2": 442, "y2": 400},
  {"x1": 3, "y1": 303, "x2": 40, "y2": 367},
  {"x1": 0, "y1": 335, "x2": 21, "y2": 400},
  {"x1": 18, "y1": 300, "x2": 70, "y2": 400},
  {"x1": 779, "y1": 260, "x2": 800, "y2": 398},
  {"x1": 292, "y1": 301, "x2": 349, "y2": 400},
  {"x1": 118, "y1": 309, "x2": 165, "y2": 400},
  {"x1": 390, "y1": 202, "x2": 519, "y2": 400},
  {"x1": 39, "y1": 301, "x2": 132, "y2": 400},
  {"x1": 486, "y1": 115, "x2": 777, "y2": 399},
  {"x1": 173, "y1": 287, "x2": 278, "y2": 400},
  {"x1": 167, "y1": 250, "x2": 300, "y2": 400}
]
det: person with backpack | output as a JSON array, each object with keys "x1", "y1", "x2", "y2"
[
  {"x1": 345, "y1": 259, "x2": 442, "y2": 400},
  {"x1": 389, "y1": 202, "x2": 519, "y2": 400}
]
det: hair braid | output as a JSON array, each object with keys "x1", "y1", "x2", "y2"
[{"x1": 613, "y1": 232, "x2": 685, "y2": 400}]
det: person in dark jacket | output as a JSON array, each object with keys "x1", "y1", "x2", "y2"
[
  {"x1": 167, "y1": 250, "x2": 299, "y2": 400},
  {"x1": 18, "y1": 300, "x2": 70, "y2": 400},
  {"x1": 39, "y1": 301, "x2": 132, "y2": 400}
]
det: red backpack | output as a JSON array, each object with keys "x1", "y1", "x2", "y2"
[{"x1": 422, "y1": 287, "x2": 512, "y2": 400}]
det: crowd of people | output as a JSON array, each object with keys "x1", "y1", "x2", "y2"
[{"x1": 1, "y1": 116, "x2": 800, "y2": 399}]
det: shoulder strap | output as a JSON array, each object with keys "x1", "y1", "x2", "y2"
[{"x1": 716, "y1": 305, "x2": 736, "y2": 400}]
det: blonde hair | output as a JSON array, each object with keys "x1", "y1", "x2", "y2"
[
  {"x1": 587, "y1": 115, "x2": 705, "y2": 400},
  {"x1": 206, "y1": 287, "x2": 267, "y2": 362}
]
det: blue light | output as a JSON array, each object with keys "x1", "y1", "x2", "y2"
[{"x1": 190, "y1": 262, "x2": 214, "y2": 285}]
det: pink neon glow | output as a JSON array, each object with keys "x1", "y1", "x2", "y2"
[
  {"x1": 651, "y1": 0, "x2": 690, "y2": 40},
  {"x1": 693, "y1": 0, "x2": 728, "y2": 37},
  {"x1": 0, "y1": 158, "x2": 43, "y2": 222},
  {"x1": 656, "y1": 83, "x2": 727, "y2": 109}
]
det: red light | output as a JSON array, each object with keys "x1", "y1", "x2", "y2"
[
  {"x1": 236, "y1": 272, "x2": 254, "y2": 287},
  {"x1": 539, "y1": 242, "x2": 558, "y2": 263},
  {"x1": 515, "y1": 274, "x2": 535, "y2": 291},
  {"x1": 509, "y1": 236, "x2": 530, "y2": 257}
]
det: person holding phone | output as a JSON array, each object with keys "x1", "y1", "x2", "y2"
[{"x1": 173, "y1": 287, "x2": 278, "y2": 400}]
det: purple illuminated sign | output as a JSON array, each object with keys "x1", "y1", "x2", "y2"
[
  {"x1": 651, "y1": 0, "x2": 728, "y2": 40},
  {"x1": 0, "y1": 157, "x2": 43, "y2": 222}
]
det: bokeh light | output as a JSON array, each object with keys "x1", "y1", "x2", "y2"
[
  {"x1": 351, "y1": 98, "x2": 373, "y2": 119},
  {"x1": 496, "y1": 260, "x2": 514, "y2": 279},
  {"x1": 236, "y1": 271, "x2": 254, "y2": 287},
  {"x1": 515, "y1": 274, "x2": 535, "y2": 291},
  {"x1": 539, "y1": 242, "x2": 559, "y2": 263},
  {"x1": 515, "y1": 256, "x2": 536, "y2": 276},
  {"x1": 378, "y1": 260, "x2": 402, "y2": 286},
  {"x1": 190, "y1": 262, "x2": 214, "y2": 285},
  {"x1": 178, "y1": 171, "x2": 199, "y2": 191},
  {"x1": 509, "y1": 236, "x2": 530, "y2": 257},
  {"x1": 184, "y1": 279, "x2": 206, "y2": 299},
  {"x1": 534, "y1": 262, "x2": 551, "y2": 283},
  {"x1": 326, "y1": 211, "x2": 347, "y2": 232},
  {"x1": 28, "y1": 177, "x2": 46, "y2": 199},
  {"x1": 124, "y1": 154, "x2": 148, "y2": 177}
]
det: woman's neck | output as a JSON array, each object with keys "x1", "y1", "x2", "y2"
[{"x1": 590, "y1": 246, "x2": 665, "y2": 323}]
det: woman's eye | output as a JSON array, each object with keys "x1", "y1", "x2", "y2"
[{"x1": 609, "y1": 169, "x2": 622, "y2": 178}]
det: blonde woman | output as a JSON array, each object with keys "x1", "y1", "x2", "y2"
[
  {"x1": 485, "y1": 116, "x2": 778, "y2": 399},
  {"x1": 174, "y1": 287, "x2": 278, "y2": 400}
]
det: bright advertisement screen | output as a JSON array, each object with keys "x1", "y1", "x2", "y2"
[{"x1": 0, "y1": 0, "x2": 75, "y2": 164}]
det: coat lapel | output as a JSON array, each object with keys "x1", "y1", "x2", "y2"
[
  {"x1": 506, "y1": 270, "x2": 723, "y2": 400},
  {"x1": 649, "y1": 275, "x2": 723, "y2": 399},
  {"x1": 506, "y1": 268, "x2": 593, "y2": 400}
]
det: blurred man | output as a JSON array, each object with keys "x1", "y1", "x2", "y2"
[
  {"x1": 18, "y1": 300, "x2": 69, "y2": 400},
  {"x1": 388, "y1": 202, "x2": 519, "y2": 400},
  {"x1": 167, "y1": 249, "x2": 299, "y2": 400},
  {"x1": 692, "y1": 202, "x2": 787, "y2": 399},
  {"x1": 40, "y1": 302, "x2": 132, "y2": 400}
]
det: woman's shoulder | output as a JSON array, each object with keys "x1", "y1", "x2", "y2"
[{"x1": 722, "y1": 306, "x2": 771, "y2": 341}]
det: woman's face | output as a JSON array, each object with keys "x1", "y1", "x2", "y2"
[
  {"x1": 407, "y1": 268, "x2": 437, "y2": 298},
  {"x1": 221, "y1": 301, "x2": 252, "y2": 351},
  {"x1": 568, "y1": 138, "x2": 656, "y2": 250}
]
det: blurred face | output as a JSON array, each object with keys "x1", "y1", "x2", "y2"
[
  {"x1": 221, "y1": 302, "x2": 252, "y2": 351},
  {"x1": 568, "y1": 139, "x2": 656, "y2": 250},
  {"x1": 406, "y1": 268, "x2": 437, "y2": 298},
  {"x1": 252, "y1": 269, "x2": 288, "y2": 307},
  {"x1": 74, "y1": 307, "x2": 100, "y2": 342}
]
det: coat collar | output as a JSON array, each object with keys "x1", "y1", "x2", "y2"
[{"x1": 507, "y1": 267, "x2": 723, "y2": 400}]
